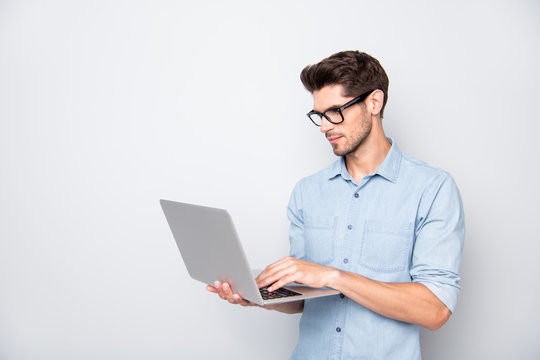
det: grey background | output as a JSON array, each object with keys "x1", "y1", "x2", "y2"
[{"x1": 1, "y1": 0, "x2": 539, "y2": 359}]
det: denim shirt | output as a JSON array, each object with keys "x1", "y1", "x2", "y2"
[{"x1": 288, "y1": 139, "x2": 464, "y2": 360}]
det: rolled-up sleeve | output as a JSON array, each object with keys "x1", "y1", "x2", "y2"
[{"x1": 410, "y1": 171, "x2": 465, "y2": 313}]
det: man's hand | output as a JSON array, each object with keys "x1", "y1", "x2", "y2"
[
  {"x1": 206, "y1": 281, "x2": 259, "y2": 307},
  {"x1": 256, "y1": 256, "x2": 339, "y2": 292},
  {"x1": 206, "y1": 279, "x2": 304, "y2": 314}
]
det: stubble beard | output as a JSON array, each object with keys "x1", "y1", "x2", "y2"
[{"x1": 331, "y1": 119, "x2": 372, "y2": 157}]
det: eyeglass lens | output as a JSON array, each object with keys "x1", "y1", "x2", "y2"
[{"x1": 310, "y1": 109, "x2": 342, "y2": 126}]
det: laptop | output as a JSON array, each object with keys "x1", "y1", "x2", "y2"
[{"x1": 160, "y1": 199, "x2": 339, "y2": 306}]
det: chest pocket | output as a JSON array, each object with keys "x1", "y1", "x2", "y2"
[
  {"x1": 360, "y1": 219, "x2": 414, "y2": 272},
  {"x1": 304, "y1": 215, "x2": 336, "y2": 265}
]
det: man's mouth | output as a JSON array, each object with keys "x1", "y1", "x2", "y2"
[{"x1": 327, "y1": 135, "x2": 343, "y2": 144}]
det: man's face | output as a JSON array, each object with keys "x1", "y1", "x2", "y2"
[{"x1": 312, "y1": 84, "x2": 372, "y2": 157}]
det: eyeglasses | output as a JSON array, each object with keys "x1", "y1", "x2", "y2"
[{"x1": 306, "y1": 90, "x2": 374, "y2": 127}]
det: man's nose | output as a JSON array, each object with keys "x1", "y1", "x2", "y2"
[{"x1": 319, "y1": 117, "x2": 335, "y2": 133}]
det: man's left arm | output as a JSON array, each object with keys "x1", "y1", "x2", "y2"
[
  {"x1": 256, "y1": 259, "x2": 449, "y2": 330},
  {"x1": 256, "y1": 172, "x2": 464, "y2": 330}
]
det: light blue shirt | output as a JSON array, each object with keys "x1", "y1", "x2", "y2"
[{"x1": 288, "y1": 139, "x2": 464, "y2": 360}]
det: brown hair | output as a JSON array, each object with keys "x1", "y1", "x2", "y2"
[{"x1": 300, "y1": 51, "x2": 389, "y2": 117}]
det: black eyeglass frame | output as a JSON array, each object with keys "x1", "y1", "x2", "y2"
[{"x1": 306, "y1": 90, "x2": 375, "y2": 127}]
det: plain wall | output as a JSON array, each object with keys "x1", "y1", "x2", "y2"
[{"x1": 1, "y1": 0, "x2": 539, "y2": 359}]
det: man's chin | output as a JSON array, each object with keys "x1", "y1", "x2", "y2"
[{"x1": 331, "y1": 146, "x2": 347, "y2": 157}]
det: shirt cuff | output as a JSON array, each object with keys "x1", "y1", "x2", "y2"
[{"x1": 414, "y1": 279, "x2": 459, "y2": 313}]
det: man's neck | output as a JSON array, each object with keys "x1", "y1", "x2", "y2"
[{"x1": 345, "y1": 126, "x2": 391, "y2": 184}]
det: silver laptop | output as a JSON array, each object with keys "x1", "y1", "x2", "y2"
[{"x1": 160, "y1": 199, "x2": 339, "y2": 306}]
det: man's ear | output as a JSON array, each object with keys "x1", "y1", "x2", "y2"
[{"x1": 368, "y1": 89, "x2": 385, "y2": 116}]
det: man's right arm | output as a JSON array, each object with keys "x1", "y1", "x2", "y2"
[{"x1": 206, "y1": 281, "x2": 304, "y2": 314}]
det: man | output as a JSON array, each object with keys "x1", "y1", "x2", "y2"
[{"x1": 207, "y1": 50, "x2": 464, "y2": 359}]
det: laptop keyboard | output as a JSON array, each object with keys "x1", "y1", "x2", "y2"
[{"x1": 259, "y1": 286, "x2": 302, "y2": 300}]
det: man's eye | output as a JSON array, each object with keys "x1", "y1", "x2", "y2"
[{"x1": 325, "y1": 110, "x2": 341, "y2": 122}]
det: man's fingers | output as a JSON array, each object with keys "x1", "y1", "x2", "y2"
[
  {"x1": 256, "y1": 257, "x2": 291, "y2": 283},
  {"x1": 208, "y1": 280, "x2": 259, "y2": 307},
  {"x1": 222, "y1": 282, "x2": 234, "y2": 296},
  {"x1": 232, "y1": 294, "x2": 246, "y2": 304},
  {"x1": 214, "y1": 281, "x2": 228, "y2": 300},
  {"x1": 257, "y1": 265, "x2": 286, "y2": 287},
  {"x1": 222, "y1": 283, "x2": 242, "y2": 304},
  {"x1": 257, "y1": 257, "x2": 299, "y2": 287},
  {"x1": 268, "y1": 274, "x2": 298, "y2": 293},
  {"x1": 259, "y1": 264, "x2": 298, "y2": 289},
  {"x1": 222, "y1": 283, "x2": 236, "y2": 304}
]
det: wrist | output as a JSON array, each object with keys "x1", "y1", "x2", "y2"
[{"x1": 326, "y1": 267, "x2": 342, "y2": 289}]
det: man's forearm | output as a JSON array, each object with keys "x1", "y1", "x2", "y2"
[
  {"x1": 256, "y1": 256, "x2": 450, "y2": 328},
  {"x1": 328, "y1": 269, "x2": 450, "y2": 330}
]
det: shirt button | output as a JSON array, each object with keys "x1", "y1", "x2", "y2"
[
  {"x1": 336, "y1": 327, "x2": 341, "y2": 333},
  {"x1": 343, "y1": 258, "x2": 349, "y2": 264},
  {"x1": 354, "y1": 193, "x2": 359, "y2": 198},
  {"x1": 347, "y1": 225, "x2": 353, "y2": 230},
  {"x1": 340, "y1": 293, "x2": 345, "y2": 299}
]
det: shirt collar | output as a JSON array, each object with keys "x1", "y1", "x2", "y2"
[{"x1": 327, "y1": 138, "x2": 402, "y2": 183}]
